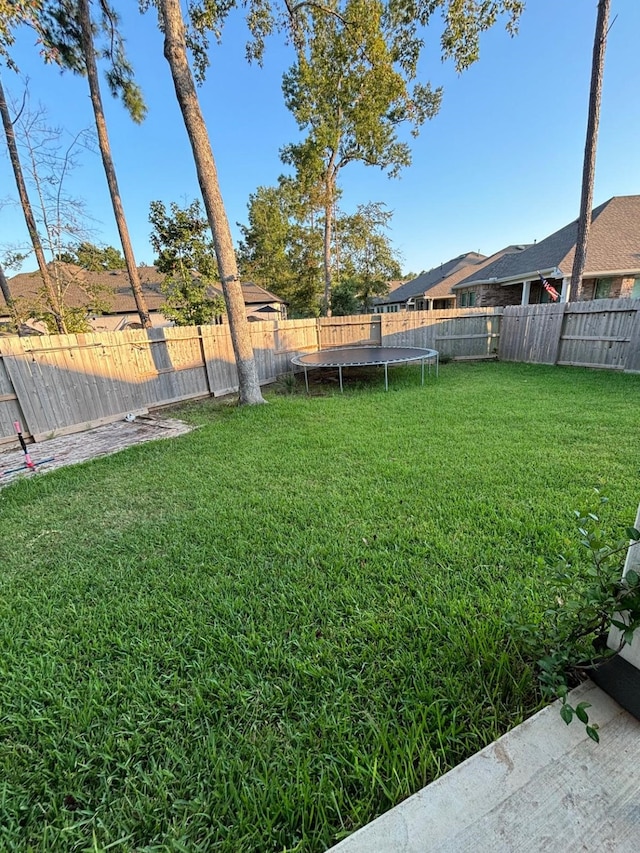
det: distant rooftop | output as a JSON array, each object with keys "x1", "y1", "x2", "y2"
[
  {"x1": 455, "y1": 195, "x2": 640, "y2": 288},
  {"x1": 1, "y1": 264, "x2": 286, "y2": 315},
  {"x1": 375, "y1": 253, "x2": 486, "y2": 305}
]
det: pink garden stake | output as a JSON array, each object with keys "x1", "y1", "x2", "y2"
[{"x1": 13, "y1": 421, "x2": 36, "y2": 470}]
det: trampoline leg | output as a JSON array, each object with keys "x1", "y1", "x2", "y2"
[
  {"x1": 436, "y1": 353, "x2": 439, "y2": 378},
  {"x1": 339, "y1": 366, "x2": 343, "y2": 392},
  {"x1": 304, "y1": 366, "x2": 309, "y2": 394},
  {"x1": 384, "y1": 362, "x2": 389, "y2": 391},
  {"x1": 421, "y1": 360, "x2": 425, "y2": 386}
]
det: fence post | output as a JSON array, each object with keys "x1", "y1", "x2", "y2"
[
  {"x1": 373, "y1": 314, "x2": 382, "y2": 345},
  {"x1": 197, "y1": 325, "x2": 212, "y2": 396},
  {"x1": 497, "y1": 306, "x2": 516, "y2": 361},
  {"x1": 548, "y1": 302, "x2": 568, "y2": 365},
  {"x1": 624, "y1": 305, "x2": 640, "y2": 373}
]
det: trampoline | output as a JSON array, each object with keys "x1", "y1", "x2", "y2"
[{"x1": 291, "y1": 346, "x2": 439, "y2": 392}]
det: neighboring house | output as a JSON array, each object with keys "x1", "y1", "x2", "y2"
[
  {"x1": 240, "y1": 281, "x2": 289, "y2": 322},
  {"x1": 454, "y1": 195, "x2": 640, "y2": 307},
  {"x1": 429, "y1": 245, "x2": 531, "y2": 307},
  {"x1": 0, "y1": 264, "x2": 287, "y2": 332},
  {"x1": 373, "y1": 253, "x2": 487, "y2": 313},
  {"x1": 372, "y1": 247, "x2": 530, "y2": 312}
]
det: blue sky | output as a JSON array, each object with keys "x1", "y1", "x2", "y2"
[{"x1": 1, "y1": 0, "x2": 639, "y2": 277}]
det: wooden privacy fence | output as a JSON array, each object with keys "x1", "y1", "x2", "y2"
[
  {"x1": 498, "y1": 299, "x2": 640, "y2": 372},
  {"x1": 381, "y1": 308, "x2": 503, "y2": 358},
  {"x1": 0, "y1": 308, "x2": 500, "y2": 444},
  {"x1": 0, "y1": 301, "x2": 638, "y2": 445},
  {"x1": 0, "y1": 320, "x2": 317, "y2": 445}
]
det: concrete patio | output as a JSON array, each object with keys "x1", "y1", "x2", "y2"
[
  {"x1": 0, "y1": 413, "x2": 193, "y2": 486},
  {"x1": 329, "y1": 680, "x2": 640, "y2": 852}
]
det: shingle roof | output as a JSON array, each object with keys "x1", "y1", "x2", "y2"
[
  {"x1": 375, "y1": 252, "x2": 486, "y2": 305},
  {"x1": 2, "y1": 264, "x2": 166, "y2": 313},
  {"x1": 1, "y1": 264, "x2": 285, "y2": 313},
  {"x1": 427, "y1": 245, "x2": 530, "y2": 298},
  {"x1": 455, "y1": 195, "x2": 640, "y2": 288},
  {"x1": 236, "y1": 280, "x2": 286, "y2": 305}
]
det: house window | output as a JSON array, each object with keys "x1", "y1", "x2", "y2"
[
  {"x1": 468, "y1": 291, "x2": 476, "y2": 307},
  {"x1": 594, "y1": 278, "x2": 612, "y2": 299},
  {"x1": 460, "y1": 292, "x2": 468, "y2": 307},
  {"x1": 632, "y1": 278, "x2": 640, "y2": 299}
]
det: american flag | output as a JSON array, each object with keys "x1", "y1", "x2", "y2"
[{"x1": 539, "y1": 273, "x2": 560, "y2": 302}]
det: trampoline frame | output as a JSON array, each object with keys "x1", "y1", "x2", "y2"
[{"x1": 290, "y1": 346, "x2": 439, "y2": 393}]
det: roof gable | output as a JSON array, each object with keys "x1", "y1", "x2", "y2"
[
  {"x1": 428, "y1": 245, "x2": 530, "y2": 298},
  {"x1": 378, "y1": 252, "x2": 486, "y2": 304}
]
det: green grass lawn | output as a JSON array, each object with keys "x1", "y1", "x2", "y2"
[{"x1": 0, "y1": 361, "x2": 638, "y2": 852}]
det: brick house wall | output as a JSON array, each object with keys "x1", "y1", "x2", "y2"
[
  {"x1": 458, "y1": 274, "x2": 640, "y2": 308},
  {"x1": 456, "y1": 283, "x2": 523, "y2": 308},
  {"x1": 579, "y1": 276, "x2": 627, "y2": 300}
]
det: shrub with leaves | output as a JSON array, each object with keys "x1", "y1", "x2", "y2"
[
  {"x1": 514, "y1": 492, "x2": 640, "y2": 742},
  {"x1": 149, "y1": 199, "x2": 225, "y2": 326}
]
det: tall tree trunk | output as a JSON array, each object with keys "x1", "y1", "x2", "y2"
[
  {"x1": 321, "y1": 160, "x2": 339, "y2": 317},
  {"x1": 322, "y1": 190, "x2": 333, "y2": 317},
  {"x1": 158, "y1": 0, "x2": 265, "y2": 405},
  {"x1": 0, "y1": 260, "x2": 13, "y2": 306},
  {"x1": 0, "y1": 260, "x2": 23, "y2": 334},
  {"x1": 0, "y1": 77, "x2": 66, "y2": 333},
  {"x1": 0, "y1": 264, "x2": 23, "y2": 336},
  {"x1": 78, "y1": 0, "x2": 151, "y2": 329},
  {"x1": 570, "y1": 0, "x2": 611, "y2": 302}
]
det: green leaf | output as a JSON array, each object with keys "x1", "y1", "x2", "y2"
[
  {"x1": 611, "y1": 619, "x2": 629, "y2": 630},
  {"x1": 560, "y1": 704, "x2": 574, "y2": 725},
  {"x1": 586, "y1": 725, "x2": 600, "y2": 743},
  {"x1": 625, "y1": 569, "x2": 639, "y2": 587},
  {"x1": 575, "y1": 702, "x2": 591, "y2": 724},
  {"x1": 627, "y1": 527, "x2": 640, "y2": 541}
]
